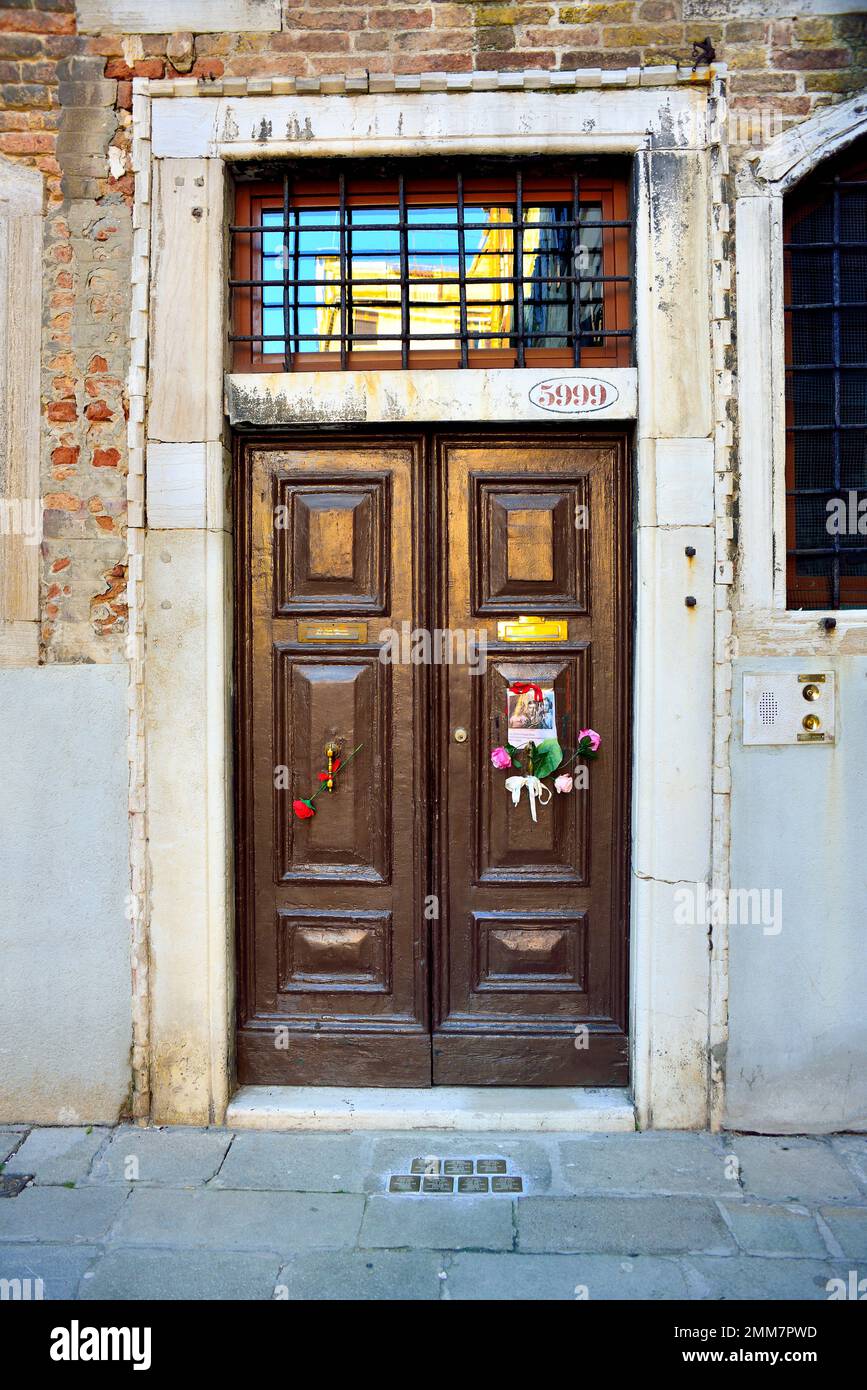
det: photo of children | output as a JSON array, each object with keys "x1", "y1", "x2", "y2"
[{"x1": 507, "y1": 683, "x2": 557, "y2": 748}]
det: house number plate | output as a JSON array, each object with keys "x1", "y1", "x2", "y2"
[{"x1": 529, "y1": 376, "x2": 618, "y2": 414}]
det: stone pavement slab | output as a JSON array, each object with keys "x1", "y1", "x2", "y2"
[
  {"x1": 210, "y1": 1131, "x2": 371, "y2": 1192},
  {"x1": 359, "y1": 1193, "x2": 514, "y2": 1250},
  {"x1": 0, "y1": 1186, "x2": 129, "y2": 1244},
  {"x1": 733, "y1": 1137, "x2": 861, "y2": 1202},
  {"x1": 516, "y1": 1196, "x2": 735, "y2": 1255},
  {"x1": 818, "y1": 1206, "x2": 867, "y2": 1259},
  {"x1": 110, "y1": 1187, "x2": 365, "y2": 1252},
  {"x1": 719, "y1": 1201, "x2": 827, "y2": 1257},
  {"x1": 0, "y1": 1244, "x2": 100, "y2": 1300},
  {"x1": 276, "y1": 1250, "x2": 445, "y2": 1300},
  {"x1": 86, "y1": 1126, "x2": 233, "y2": 1186},
  {"x1": 683, "y1": 1256, "x2": 837, "y2": 1301},
  {"x1": 0, "y1": 1130, "x2": 27, "y2": 1165},
  {"x1": 830, "y1": 1136, "x2": 867, "y2": 1193},
  {"x1": 559, "y1": 1133, "x2": 733, "y2": 1197},
  {"x1": 79, "y1": 1249, "x2": 283, "y2": 1301},
  {"x1": 443, "y1": 1251, "x2": 692, "y2": 1300},
  {"x1": 6, "y1": 1127, "x2": 109, "y2": 1184}
]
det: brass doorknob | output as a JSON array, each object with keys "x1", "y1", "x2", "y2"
[{"x1": 454, "y1": 727, "x2": 468, "y2": 744}]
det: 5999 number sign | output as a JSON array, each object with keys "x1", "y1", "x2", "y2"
[{"x1": 529, "y1": 377, "x2": 618, "y2": 414}]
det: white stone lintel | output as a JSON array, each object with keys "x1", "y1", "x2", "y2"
[{"x1": 226, "y1": 367, "x2": 638, "y2": 429}]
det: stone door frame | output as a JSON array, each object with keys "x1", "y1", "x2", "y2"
[{"x1": 127, "y1": 68, "x2": 733, "y2": 1128}]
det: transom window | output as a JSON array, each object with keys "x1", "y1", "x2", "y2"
[
  {"x1": 784, "y1": 140, "x2": 867, "y2": 609},
  {"x1": 230, "y1": 159, "x2": 632, "y2": 372}
]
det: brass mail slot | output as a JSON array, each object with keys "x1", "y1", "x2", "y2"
[
  {"x1": 497, "y1": 614, "x2": 568, "y2": 642},
  {"x1": 298, "y1": 620, "x2": 368, "y2": 643}
]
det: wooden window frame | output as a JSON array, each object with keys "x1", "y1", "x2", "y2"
[{"x1": 231, "y1": 164, "x2": 632, "y2": 374}]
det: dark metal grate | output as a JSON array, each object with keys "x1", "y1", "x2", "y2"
[
  {"x1": 785, "y1": 142, "x2": 867, "y2": 609},
  {"x1": 229, "y1": 160, "x2": 633, "y2": 371}
]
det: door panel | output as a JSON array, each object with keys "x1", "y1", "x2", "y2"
[
  {"x1": 433, "y1": 435, "x2": 630, "y2": 1086},
  {"x1": 236, "y1": 430, "x2": 629, "y2": 1089},
  {"x1": 477, "y1": 655, "x2": 589, "y2": 883},
  {"x1": 274, "y1": 652, "x2": 390, "y2": 882},
  {"x1": 236, "y1": 437, "x2": 430, "y2": 1086}
]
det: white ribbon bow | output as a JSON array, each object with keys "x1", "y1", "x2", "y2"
[{"x1": 504, "y1": 774, "x2": 552, "y2": 822}]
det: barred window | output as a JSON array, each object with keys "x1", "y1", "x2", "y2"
[
  {"x1": 230, "y1": 159, "x2": 632, "y2": 372},
  {"x1": 785, "y1": 139, "x2": 867, "y2": 609}
]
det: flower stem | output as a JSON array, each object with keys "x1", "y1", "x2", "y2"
[{"x1": 308, "y1": 742, "x2": 364, "y2": 802}]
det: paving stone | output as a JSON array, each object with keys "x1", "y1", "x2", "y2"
[
  {"x1": 359, "y1": 1194, "x2": 514, "y2": 1250},
  {"x1": 733, "y1": 1137, "x2": 861, "y2": 1202},
  {"x1": 559, "y1": 1132, "x2": 733, "y2": 1197},
  {"x1": 819, "y1": 1206, "x2": 867, "y2": 1259},
  {"x1": 79, "y1": 1249, "x2": 282, "y2": 1301},
  {"x1": 516, "y1": 1196, "x2": 735, "y2": 1255},
  {"x1": 210, "y1": 1131, "x2": 370, "y2": 1192},
  {"x1": 444, "y1": 1251, "x2": 691, "y2": 1300},
  {"x1": 6, "y1": 1128, "x2": 109, "y2": 1184},
  {"x1": 684, "y1": 1256, "x2": 836, "y2": 1301},
  {"x1": 366, "y1": 1132, "x2": 555, "y2": 1194},
  {"x1": 0, "y1": 1244, "x2": 100, "y2": 1300},
  {"x1": 830, "y1": 1136, "x2": 867, "y2": 1193},
  {"x1": 0, "y1": 1186, "x2": 129, "y2": 1244},
  {"x1": 0, "y1": 1131, "x2": 26, "y2": 1165},
  {"x1": 110, "y1": 1188, "x2": 365, "y2": 1252},
  {"x1": 719, "y1": 1201, "x2": 826, "y2": 1257},
  {"x1": 277, "y1": 1250, "x2": 445, "y2": 1300},
  {"x1": 87, "y1": 1126, "x2": 233, "y2": 1186}
]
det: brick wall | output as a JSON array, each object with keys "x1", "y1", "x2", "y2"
[{"x1": 0, "y1": 0, "x2": 864, "y2": 660}]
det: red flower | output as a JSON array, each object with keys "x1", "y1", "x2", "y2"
[{"x1": 293, "y1": 798, "x2": 315, "y2": 819}]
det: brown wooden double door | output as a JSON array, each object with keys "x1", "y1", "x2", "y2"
[{"x1": 236, "y1": 430, "x2": 630, "y2": 1087}]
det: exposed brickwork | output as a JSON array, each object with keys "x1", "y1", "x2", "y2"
[{"x1": 0, "y1": 2, "x2": 862, "y2": 662}]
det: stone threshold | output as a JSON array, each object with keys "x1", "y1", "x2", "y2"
[{"x1": 226, "y1": 1086, "x2": 636, "y2": 1133}]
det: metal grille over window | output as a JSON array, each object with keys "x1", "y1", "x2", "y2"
[
  {"x1": 229, "y1": 161, "x2": 633, "y2": 373},
  {"x1": 785, "y1": 140, "x2": 867, "y2": 610}
]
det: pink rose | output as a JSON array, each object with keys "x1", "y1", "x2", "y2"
[
  {"x1": 554, "y1": 773, "x2": 573, "y2": 794},
  {"x1": 490, "y1": 746, "x2": 512, "y2": 770},
  {"x1": 578, "y1": 728, "x2": 601, "y2": 752}
]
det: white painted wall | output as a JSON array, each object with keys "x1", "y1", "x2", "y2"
[
  {"x1": 0, "y1": 667, "x2": 131, "y2": 1124},
  {"x1": 727, "y1": 655, "x2": 867, "y2": 1134}
]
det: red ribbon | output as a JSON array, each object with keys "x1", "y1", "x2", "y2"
[{"x1": 509, "y1": 682, "x2": 543, "y2": 701}]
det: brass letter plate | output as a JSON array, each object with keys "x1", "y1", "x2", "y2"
[
  {"x1": 297, "y1": 620, "x2": 367, "y2": 643},
  {"x1": 497, "y1": 614, "x2": 567, "y2": 642}
]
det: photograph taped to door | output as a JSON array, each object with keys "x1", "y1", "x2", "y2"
[{"x1": 507, "y1": 683, "x2": 557, "y2": 748}]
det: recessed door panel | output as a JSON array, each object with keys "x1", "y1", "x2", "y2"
[
  {"x1": 274, "y1": 651, "x2": 390, "y2": 882},
  {"x1": 476, "y1": 654, "x2": 589, "y2": 884},
  {"x1": 274, "y1": 474, "x2": 390, "y2": 613}
]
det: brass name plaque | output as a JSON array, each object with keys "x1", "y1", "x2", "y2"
[
  {"x1": 497, "y1": 614, "x2": 567, "y2": 642},
  {"x1": 297, "y1": 620, "x2": 367, "y2": 643}
]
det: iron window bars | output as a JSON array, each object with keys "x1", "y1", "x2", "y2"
[
  {"x1": 784, "y1": 141, "x2": 867, "y2": 610},
  {"x1": 230, "y1": 161, "x2": 633, "y2": 372}
]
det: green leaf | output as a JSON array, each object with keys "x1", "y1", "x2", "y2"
[{"x1": 531, "y1": 738, "x2": 562, "y2": 780}]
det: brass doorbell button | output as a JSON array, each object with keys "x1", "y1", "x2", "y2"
[
  {"x1": 802, "y1": 683, "x2": 822, "y2": 701},
  {"x1": 802, "y1": 713, "x2": 821, "y2": 731}
]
